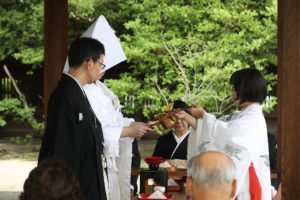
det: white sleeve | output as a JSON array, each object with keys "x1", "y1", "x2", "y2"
[
  {"x1": 199, "y1": 110, "x2": 271, "y2": 199},
  {"x1": 188, "y1": 118, "x2": 203, "y2": 160}
]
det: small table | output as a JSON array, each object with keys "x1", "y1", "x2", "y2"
[{"x1": 132, "y1": 167, "x2": 187, "y2": 179}]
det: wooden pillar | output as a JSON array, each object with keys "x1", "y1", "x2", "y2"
[
  {"x1": 44, "y1": 0, "x2": 68, "y2": 117},
  {"x1": 278, "y1": 0, "x2": 300, "y2": 199}
]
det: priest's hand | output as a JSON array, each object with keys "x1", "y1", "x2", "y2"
[
  {"x1": 188, "y1": 105, "x2": 205, "y2": 118},
  {"x1": 121, "y1": 122, "x2": 153, "y2": 138}
]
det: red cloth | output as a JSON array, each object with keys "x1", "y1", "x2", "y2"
[{"x1": 249, "y1": 162, "x2": 262, "y2": 200}]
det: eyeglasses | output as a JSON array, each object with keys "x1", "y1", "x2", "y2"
[
  {"x1": 99, "y1": 62, "x2": 106, "y2": 70},
  {"x1": 96, "y1": 60, "x2": 106, "y2": 69},
  {"x1": 86, "y1": 59, "x2": 106, "y2": 70}
]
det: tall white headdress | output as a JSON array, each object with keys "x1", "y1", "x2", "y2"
[{"x1": 63, "y1": 15, "x2": 127, "y2": 72}]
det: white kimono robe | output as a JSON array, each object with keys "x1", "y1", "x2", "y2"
[
  {"x1": 188, "y1": 103, "x2": 271, "y2": 200},
  {"x1": 83, "y1": 80, "x2": 134, "y2": 200}
]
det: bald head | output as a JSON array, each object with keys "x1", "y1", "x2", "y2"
[{"x1": 186, "y1": 151, "x2": 237, "y2": 200}]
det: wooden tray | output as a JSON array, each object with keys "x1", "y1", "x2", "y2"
[{"x1": 168, "y1": 180, "x2": 184, "y2": 192}]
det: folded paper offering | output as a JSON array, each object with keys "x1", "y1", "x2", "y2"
[
  {"x1": 147, "y1": 190, "x2": 167, "y2": 199},
  {"x1": 138, "y1": 193, "x2": 172, "y2": 200}
]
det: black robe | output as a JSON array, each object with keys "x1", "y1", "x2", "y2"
[
  {"x1": 38, "y1": 74, "x2": 107, "y2": 200},
  {"x1": 153, "y1": 131, "x2": 189, "y2": 160}
]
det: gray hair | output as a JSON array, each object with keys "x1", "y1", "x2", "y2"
[{"x1": 187, "y1": 151, "x2": 236, "y2": 187}]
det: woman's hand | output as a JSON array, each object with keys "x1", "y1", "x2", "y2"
[
  {"x1": 121, "y1": 122, "x2": 153, "y2": 138},
  {"x1": 189, "y1": 105, "x2": 205, "y2": 118}
]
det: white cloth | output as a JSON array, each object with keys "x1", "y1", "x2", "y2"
[
  {"x1": 83, "y1": 80, "x2": 134, "y2": 200},
  {"x1": 172, "y1": 130, "x2": 190, "y2": 143},
  {"x1": 188, "y1": 103, "x2": 272, "y2": 200}
]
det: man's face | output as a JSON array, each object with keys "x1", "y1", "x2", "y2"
[
  {"x1": 95, "y1": 55, "x2": 106, "y2": 80},
  {"x1": 87, "y1": 54, "x2": 105, "y2": 83}
]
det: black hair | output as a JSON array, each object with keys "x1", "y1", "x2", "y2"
[
  {"x1": 230, "y1": 68, "x2": 267, "y2": 104},
  {"x1": 68, "y1": 37, "x2": 105, "y2": 68},
  {"x1": 19, "y1": 157, "x2": 85, "y2": 200},
  {"x1": 173, "y1": 100, "x2": 191, "y2": 114}
]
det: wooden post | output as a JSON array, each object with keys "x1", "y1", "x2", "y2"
[
  {"x1": 44, "y1": 0, "x2": 68, "y2": 118},
  {"x1": 278, "y1": 0, "x2": 300, "y2": 199}
]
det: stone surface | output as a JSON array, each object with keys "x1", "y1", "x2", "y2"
[{"x1": 0, "y1": 160, "x2": 37, "y2": 200}]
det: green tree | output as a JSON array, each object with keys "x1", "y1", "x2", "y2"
[
  {"x1": 0, "y1": 0, "x2": 95, "y2": 131},
  {"x1": 0, "y1": 0, "x2": 44, "y2": 136},
  {"x1": 106, "y1": 0, "x2": 277, "y2": 117},
  {"x1": 0, "y1": 0, "x2": 277, "y2": 126},
  {"x1": 0, "y1": 0, "x2": 44, "y2": 70}
]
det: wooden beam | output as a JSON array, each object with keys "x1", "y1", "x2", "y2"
[
  {"x1": 44, "y1": 0, "x2": 68, "y2": 117},
  {"x1": 278, "y1": 0, "x2": 300, "y2": 199}
]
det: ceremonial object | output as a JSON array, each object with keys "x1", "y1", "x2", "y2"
[
  {"x1": 64, "y1": 15, "x2": 126, "y2": 72},
  {"x1": 140, "y1": 168, "x2": 168, "y2": 194},
  {"x1": 140, "y1": 156, "x2": 168, "y2": 194},
  {"x1": 144, "y1": 156, "x2": 165, "y2": 170},
  {"x1": 138, "y1": 193, "x2": 172, "y2": 200},
  {"x1": 148, "y1": 103, "x2": 180, "y2": 132}
]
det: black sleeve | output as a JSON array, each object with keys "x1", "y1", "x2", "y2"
[
  {"x1": 40, "y1": 94, "x2": 83, "y2": 175},
  {"x1": 131, "y1": 138, "x2": 140, "y2": 193},
  {"x1": 153, "y1": 137, "x2": 164, "y2": 157},
  {"x1": 55, "y1": 106, "x2": 82, "y2": 172},
  {"x1": 131, "y1": 138, "x2": 140, "y2": 168}
]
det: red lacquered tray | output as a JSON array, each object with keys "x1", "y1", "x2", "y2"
[
  {"x1": 144, "y1": 156, "x2": 165, "y2": 165},
  {"x1": 168, "y1": 180, "x2": 184, "y2": 192},
  {"x1": 138, "y1": 193, "x2": 172, "y2": 200}
]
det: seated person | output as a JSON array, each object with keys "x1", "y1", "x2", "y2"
[
  {"x1": 186, "y1": 151, "x2": 237, "y2": 200},
  {"x1": 20, "y1": 157, "x2": 85, "y2": 200},
  {"x1": 153, "y1": 100, "x2": 190, "y2": 159}
]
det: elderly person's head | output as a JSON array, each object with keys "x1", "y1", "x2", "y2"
[{"x1": 186, "y1": 151, "x2": 237, "y2": 200}]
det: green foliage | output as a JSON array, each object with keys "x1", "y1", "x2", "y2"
[
  {"x1": 115, "y1": 0, "x2": 277, "y2": 117},
  {"x1": 105, "y1": 73, "x2": 141, "y2": 115},
  {"x1": 61, "y1": 0, "x2": 278, "y2": 118},
  {"x1": 0, "y1": 0, "x2": 44, "y2": 70},
  {"x1": 0, "y1": 98, "x2": 44, "y2": 135},
  {"x1": 0, "y1": 0, "x2": 278, "y2": 123}
]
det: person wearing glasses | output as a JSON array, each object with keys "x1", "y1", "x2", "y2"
[
  {"x1": 153, "y1": 100, "x2": 191, "y2": 160},
  {"x1": 39, "y1": 37, "x2": 108, "y2": 200},
  {"x1": 83, "y1": 63, "x2": 152, "y2": 200}
]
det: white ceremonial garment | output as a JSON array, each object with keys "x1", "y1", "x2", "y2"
[
  {"x1": 83, "y1": 80, "x2": 134, "y2": 200},
  {"x1": 188, "y1": 103, "x2": 271, "y2": 200}
]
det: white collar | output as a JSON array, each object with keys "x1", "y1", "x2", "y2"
[
  {"x1": 64, "y1": 72, "x2": 85, "y2": 94},
  {"x1": 172, "y1": 130, "x2": 190, "y2": 144}
]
